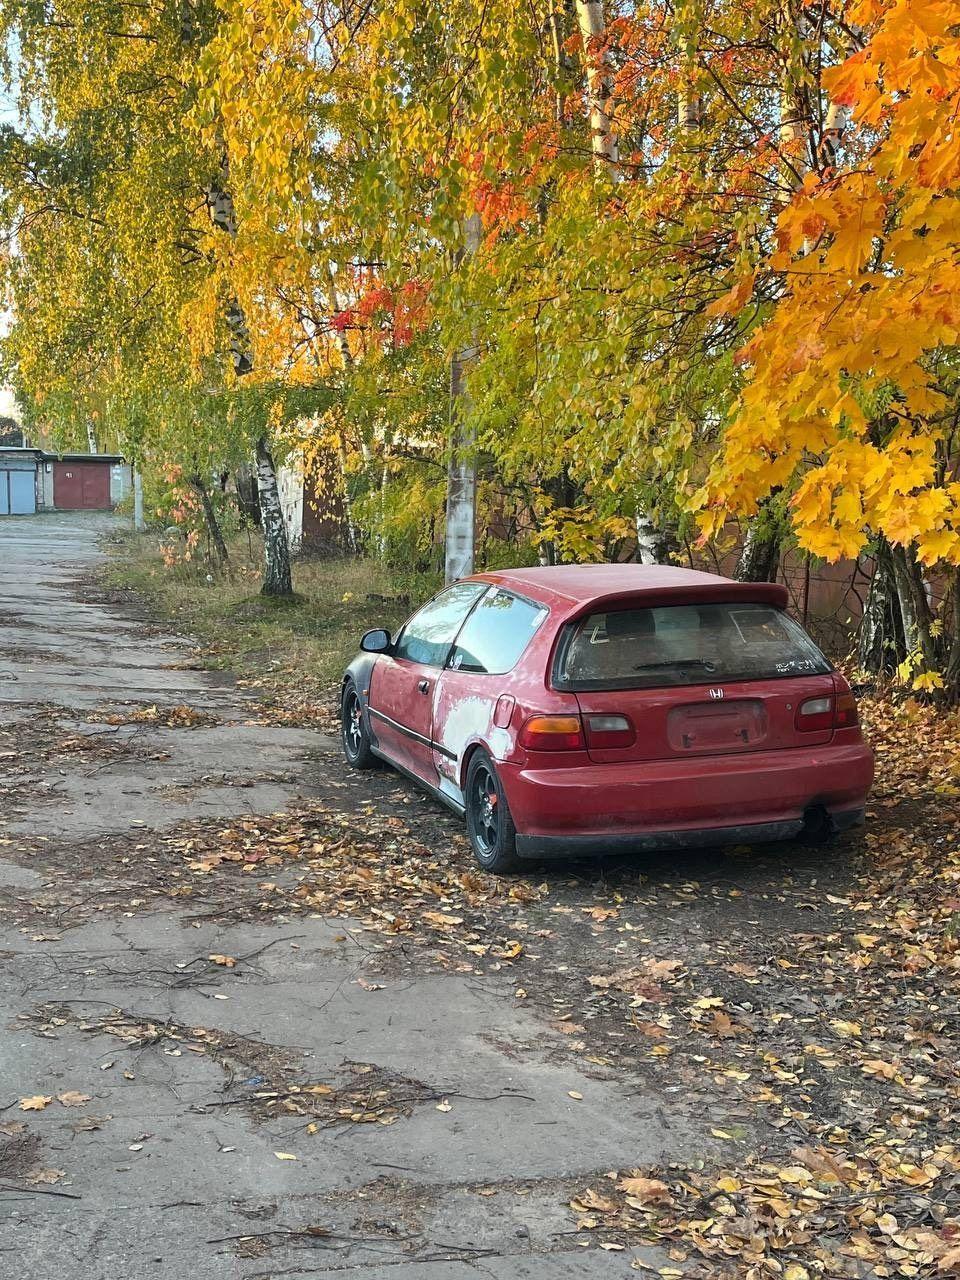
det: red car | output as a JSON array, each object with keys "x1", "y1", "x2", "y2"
[{"x1": 341, "y1": 565, "x2": 874, "y2": 872}]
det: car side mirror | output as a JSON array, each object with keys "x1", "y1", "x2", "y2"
[{"x1": 360, "y1": 628, "x2": 392, "y2": 654}]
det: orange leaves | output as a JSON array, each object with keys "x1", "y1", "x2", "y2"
[
  {"x1": 703, "y1": 0, "x2": 960, "y2": 571},
  {"x1": 705, "y1": 270, "x2": 756, "y2": 319},
  {"x1": 776, "y1": 174, "x2": 887, "y2": 275},
  {"x1": 349, "y1": 278, "x2": 431, "y2": 350},
  {"x1": 780, "y1": 434, "x2": 960, "y2": 564},
  {"x1": 828, "y1": 193, "x2": 887, "y2": 277},
  {"x1": 471, "y1": 177, "x2": 536, "y2": 235},
  {"x1": 822, "y1": 49, "x2": 873, "y2": 109}
]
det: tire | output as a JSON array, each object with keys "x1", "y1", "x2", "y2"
[
  {"x1": 464, "y1": 750, "x2": 519, "y2": 873},
  {"x1": 341, "y1": 680, "x2": 377, "y2": 769}
]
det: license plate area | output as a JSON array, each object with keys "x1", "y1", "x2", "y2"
[{"x1": 668, "y1": 699, "x2": 768, "y2": 754}]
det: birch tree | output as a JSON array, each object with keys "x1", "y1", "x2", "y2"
[
  {"x1": 575, "y1": 0, "x2": 619, "y2": 171},
  {"x1": 205, "y1": 164, "x2": 293, "y2": 595}
]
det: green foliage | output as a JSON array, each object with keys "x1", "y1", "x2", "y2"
[{"x1": 5, "y1": 0, "x2": 958, "y2": 699}]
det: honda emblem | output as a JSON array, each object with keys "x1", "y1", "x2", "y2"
[{"x1": 708, "y1": 687, "x2": 724, "y2": 700}]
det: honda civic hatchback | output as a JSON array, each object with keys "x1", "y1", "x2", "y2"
[{"x1": 340, "y1": 565, "x2": 874, "y2": 872}]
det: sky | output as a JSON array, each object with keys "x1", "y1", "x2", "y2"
[{"x1": 0, "y1": 387, "x2": 18, "y2": 422}]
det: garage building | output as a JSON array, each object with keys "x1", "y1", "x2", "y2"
[
  {"x1": 0, "y1": 449, "x2": 131, "y2": 515},
  {"x1": 0, "y1": 447, "x2": 40, "y2": 514}
]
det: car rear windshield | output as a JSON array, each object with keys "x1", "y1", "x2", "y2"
[{"x1": 556, "y1": 602, "x2": 831, "y2": 690}]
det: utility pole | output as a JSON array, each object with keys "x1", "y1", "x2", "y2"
[
  {"x1": 444, "y1": 212, "x2": 481, "y2": 584},
  {"x1": 133, "y1": 467, "x2": 145, "y2": 532}
]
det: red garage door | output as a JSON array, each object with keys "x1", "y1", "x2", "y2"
[{"x1": 53, "y1": 462, "x2": 112, "y2": 510}]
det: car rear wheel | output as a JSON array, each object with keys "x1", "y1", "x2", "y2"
[
  {"x1": 465, "y1": 751, "x2": 519, "y2": 873},
  {"x1": 341, "y1": 681, "x2": 376, "y2": 769}
]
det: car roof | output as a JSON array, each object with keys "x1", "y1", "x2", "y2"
[{"x1": 470, "y1": 564, "x2": 789, "y2": 615}]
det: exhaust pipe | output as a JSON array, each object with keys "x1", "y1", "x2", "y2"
[{"x1": 801, "y1": 804, "x2": 832, "y2": 843}]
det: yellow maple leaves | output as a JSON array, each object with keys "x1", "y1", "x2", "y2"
[{"x1": 702, "y1": 0, "x2": 960, "y2": 568}]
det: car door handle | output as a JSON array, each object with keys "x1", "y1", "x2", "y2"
[{"x1": 417, "y1": 679, "x2": 430, "y2": 694}]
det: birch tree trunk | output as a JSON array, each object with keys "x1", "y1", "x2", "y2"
[
  {"x1": 206, "y1": 158, "x2": 293, "y2": 596},
  {"x1": 575, "y1": 0, "x2": 618, "y2": 171},
  {"x1": 133, "y1": 467, "x2": 145, "y2": 532},
  {"x1": 635, "y1": 511, "x2": 676, "y2": 564},
  {"x1": 943, "y1": 570, "x2": 960, "y2": 704},
  {"x1": 378, "y1": 443, "x2": 391, "y2": 563},
  {"x1": 444, "y1": 213, "x2": 481, "y2": 584},
  {"x1": 256, "y1": 435, "x2": 293, "y2": 596},
  {"x1": 816, "y1": 23, "x2": 862, "y2": 170},
  {"x1": 858, "y1": 540, "x2": 905, "y2": 674},
  {"x1": 735, "y1": 518, "x2": 782, "y2": 582},
  {"x1": 818, "y1": 97, "x2": 851, "y2": 170},
  {"x1": 677, "y1": 30, "x2": 699, "y2": 131},
  {"x1": 890, "y1": 544, "x2": 938, "y2": 674}
]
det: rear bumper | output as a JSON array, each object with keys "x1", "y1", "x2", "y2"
[
  {"x1": 500, "y1": 741, "x2": 874, "y2": 856},
  {"x1": 515, "y1": 807, "x2": 864, "y2": 858}
]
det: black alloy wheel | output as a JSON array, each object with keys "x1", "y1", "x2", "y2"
[
  {"x1": 465, "y1": 750, "x2": 519, "y2": 873},
  {"x1": 341, "y1": 681, "x2": 376, "y2": 769}
]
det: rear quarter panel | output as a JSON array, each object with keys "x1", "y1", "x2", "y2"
[{"x1": 431, "y1": 610, "x2": 581, "y2": 794}]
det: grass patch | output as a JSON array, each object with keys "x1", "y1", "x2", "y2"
[{"x1": 102, "y1": 528, "x2": 428, "y2": 720}]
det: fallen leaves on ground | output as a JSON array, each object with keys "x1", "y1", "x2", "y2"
[
  {"x1": 0, "y1": 709, "x2": 144, "y2": 822},
  {"x1": 163, "y1": 802, "x2": 542, "y2": 964},
  {"x1": 9, "y1": 677, "x2": 960, "y2": 1277},
  {"x1": 24, "y1": 1002, "x2": 437, "y2": 1131},
  {"x1": 87, "y1": 703, "x2": 217, "y2": 729},
  {"x1": 563, "y1": 696, "x2": 960, "y2": 1275},
  {"x1": 574, "y1": 1143, "x2": 960, "y2": 1277},
  {"x1": 616, "y1": 1174, "x2": 672, "y2": 1202}
]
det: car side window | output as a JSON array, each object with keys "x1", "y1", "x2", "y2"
[
  {"x1": 447, "y1": 589, "x2": 548, "y2": 675},
  {"x1": 392, "y1": 583, "x2": 488, "y2": 667}
]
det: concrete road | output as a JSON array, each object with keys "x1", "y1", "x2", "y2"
[
  {"x1": 0, "y1": 515, "x2": 693, "y2": 1278},
  {"x1": 0, "y1": 513, "x2": 324, "y2": 840}
]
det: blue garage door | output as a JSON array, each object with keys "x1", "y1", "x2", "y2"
[{"x1": 0, "y1": 466, "x2": 37, "y2": 515}]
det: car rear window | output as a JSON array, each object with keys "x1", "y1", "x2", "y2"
[
  {"x1": 448, "y1": 589, "x2": 548, "y2": 675},
  {"x1": 556, "y1": 602, "x2": 831, "y2": 689}
]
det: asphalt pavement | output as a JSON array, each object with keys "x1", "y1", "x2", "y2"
[{"x1": 0, "y1": 514, "x2": 691, "y2": 1278}]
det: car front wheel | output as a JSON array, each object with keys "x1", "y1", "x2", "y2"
[
  {"x1": 465, "y1": 751, "x2": 519, "y2": 873},
  {"x1": 341, "y1": 681, "x2": 376, "y2": 769}
]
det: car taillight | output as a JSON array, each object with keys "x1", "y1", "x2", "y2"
[
  {"x1": 584, "y1": 713, "x2": 636, "y2": 749},
  {"x1": 795, "y1": 693, "x2": 859, "y2": 732},
  {"x1": 796, "y1": 696, "x2": 834, "y2": 732},
  {"x1": 518, "y1": 714, "x2": 585, "y2": 751},
  {"x1": 835, "y1": 691, "x2": 859, "y2": 728}
]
